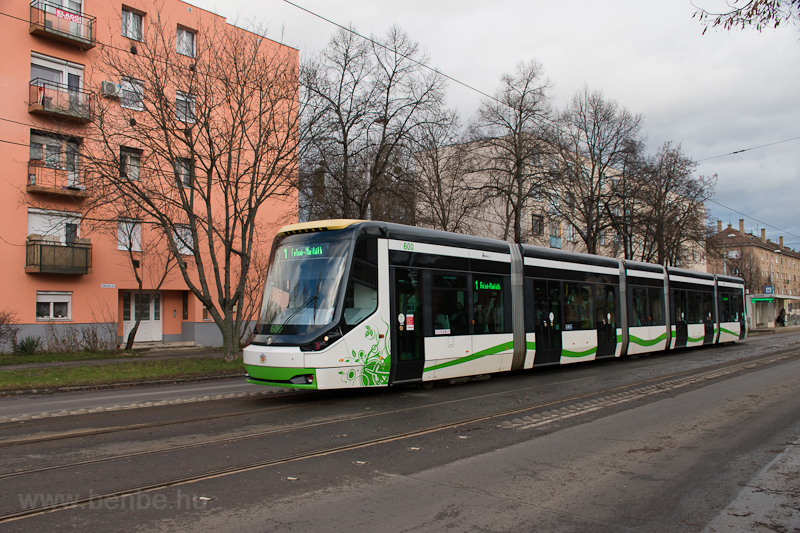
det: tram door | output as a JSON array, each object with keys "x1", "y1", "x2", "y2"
[
  {"x1": 673, "y1": 290, "x2": 688, "y2": 348},
  {"x1": 595, "y1": 285, "x2": 617, "y2": 357},
  {"x1": 533, "y1": 280, "x2": 562, "y2": 365},
  {"x1": 390, "y1": 268, "x2": 425, "y2": 382}
]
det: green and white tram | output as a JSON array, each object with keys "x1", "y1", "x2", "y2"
[{"x1": 243, "y1": 220, "x2": 747, "y2": 390}]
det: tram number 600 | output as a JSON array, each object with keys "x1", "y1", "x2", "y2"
[{"x1": 403, "y1": 242, "x2": 414, "y2": 251}]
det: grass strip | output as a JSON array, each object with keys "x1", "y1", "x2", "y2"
[
  {"x1": 0, "y1": 351, "x2": 144, "y2": 367},
  {"x1": 0, "y1": 358, "x2": 244, "y2": 391}
]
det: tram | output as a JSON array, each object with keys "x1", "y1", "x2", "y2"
[{"x1": 243, "y1": 220, "x2": 747, "y2": 390}]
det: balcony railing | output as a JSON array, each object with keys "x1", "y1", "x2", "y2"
[
  {"x1": 29, "y1": 79, "x2": 93, "y2": 123},
  {"x1": 27, "y1": 159, "x2": 90, "y2": 198},
  {"x1": 29, "y1": 0, "x2": 95, "y2": 49},
  {"x1": 26, "y1": 237, "x2": 92, "y2": 275}
]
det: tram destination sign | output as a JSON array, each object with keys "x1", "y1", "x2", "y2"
[{"x1": 279, "y1": 244, "x2": 329, "y2": 261}]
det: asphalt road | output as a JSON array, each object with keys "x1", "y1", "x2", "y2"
[{"x1": 1, "y1": 332, "x2": 799, "y2": 532}]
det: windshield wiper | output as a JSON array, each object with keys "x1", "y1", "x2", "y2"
[{"x1": 280, "y1": 272, "x2": 324, "y2": 327}]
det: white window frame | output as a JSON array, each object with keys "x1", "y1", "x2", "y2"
[
  {"x1": 174, "y1": 225, "x2": 193, "y2": 255},
  {"x1": 27, "y1": 208, "x2": 81, "y2": 244},
  {"x1": 175, "y1": 91, "x2": 194, "y2": 123},
  {"x1": 176, "y1": 26, "x2": 195, "y2": 57},
  {"x1": 31, "y1": 52, "x2": 84, "y2": 89},
  {"x1": 119, "y1": 146, "x2": 141, "y2": 180},
  {"x1": 531, "y1": 214, "x2": 544, "y2": 236},
  {"x1": 174, "y1": 158, "x2": 193, "y2": 187},
  {"x1": 117, "y1": 219, "x2": 142, "y2": 252},
  {"x1": 121, "y1": 8, "x2": 143, "y2": 41},
  {"x1": 120, "y1": 77, "x2": 143, "y2": 111},
  {"x1": 36, "y1": 291, "x2": 72, "y2": 321}
]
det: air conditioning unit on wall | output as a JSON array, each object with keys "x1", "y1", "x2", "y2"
[{"x1": 101, "y1": 81, "x2": 121, "y2": 98}]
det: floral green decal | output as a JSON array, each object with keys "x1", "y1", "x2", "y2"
[{"x1": 339, "y1": 320, "x2": 391, "y2": 386}]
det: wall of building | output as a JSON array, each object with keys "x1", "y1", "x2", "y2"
[{"x1": 0, "y1": 0, "x2": 297, "y2": 350}]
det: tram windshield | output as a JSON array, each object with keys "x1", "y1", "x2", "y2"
[{"x1": 256, "y1": 230, "x2": 352, "y2": 338}]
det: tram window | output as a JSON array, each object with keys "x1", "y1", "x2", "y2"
[
  {"x1": 688, "y1": 291, "x2": 704, "y2": 324},
  {"x1": 674, "y1": 290, "x2": 687, "y2": 323},
  {"x1": 719, "y1": 294, "x2": 728, "y2": 322},
  {"x1": 720, "y1": 293, "x2": 735, "y2": 322},
  {"x1": 648, "y1": 288, "x2": 665, "y2": 325},
  {"x1": 565, "y1": 283, "x2": 594, "y2": 330},
  {"x1": 342, "y1": 240, "x2": 378, "y2": 329},
  {"x1": 702, "y1": 292, "x2": 715, "y2": 323},
  {"x1": 473, "y1": 275, "x2": 505, "y2": 334},
  {"x1": 632, "y1": 287, "x2": 648, "y2": 326},
  {"x1": 432, "y1": 274, "x2": 468, "y2": 336},
  {"x1": 595, "y1": 284, "x2": 616, "y2": 327}
]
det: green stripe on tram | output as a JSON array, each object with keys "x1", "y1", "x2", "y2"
[
  {"x1": 720, "y1": 327, "x2": 738, "y2": 337},
  {"x1": 629, "y1": 332, "x2": 668, "y2": 347},
  {"x1": 561, "y1": 346, "x2": 598, "y2": 358},
  {"x1": 424, "y1": 341, "x2": 515, "y2": 372}
]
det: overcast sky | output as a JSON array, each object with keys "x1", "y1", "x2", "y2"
[{"x1": 192, "y1": 0, "x2": 800, "y2": 248}]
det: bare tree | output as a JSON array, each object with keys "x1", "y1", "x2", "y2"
[
  {"x1": 471, "y1": 60, "x2": 553, "y2": 243},
  {"x1": 550, "y1": 87, "x2": 644, "y2": 255},
  {"x1": 694, "y1": 0, "x2": 800, "y2": 32},
  {"x1": 114, "y1": 218, "x2": 178, "y2": 350},
  {"x1": 635, "y1": 142, "x2": 716, "y2": 266},
  {"x1": 0, "y1": 308, "x2": 21, "y2": 353},
  {"x1": 605, "y1": 139, "x2": 647, "y2": 259},
  {"x1": 413, "y1": 111, "x2": 485, "y2": 232},
  {"x1": 300, "y1": 26, "x2": 446, "y2": 223},
  {"x1": 726, "y1": 249, "x2": 765, "y2": 291},
  {"x1": 83, "y1": 12, "x2": 298, "y2": 360}
]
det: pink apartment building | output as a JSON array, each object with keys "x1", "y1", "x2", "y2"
[{"x1": 0, "y1": 0, "x2": 298, "y2": 348}]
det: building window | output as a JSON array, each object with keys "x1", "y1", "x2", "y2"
[
  {"x1": 565, "y1": 225, "x2": 577, "y2": 243},
  {"x1": 174, "y1": 158, "x2": 193, "y2": 187},
  {"x1": 202, "y1": 305, "x2": 212, "y2": 320},
  {"x1": 117, "y1": 220, "x2": 142, "y2": 252},
  {"x1": 531, "y1": 215, "x2": 544, "y2": 236},
  {"x1": 182, "y1": 291, "x2": 189, "y2": 320},
  {"x1": 176, "y1": 27, "x2": 195, "y2": 57},
  {"x1": 119, "y1": 147, "x2": 142, "y2": 180},
  {"x1": 174, "y1": 225, "x2": 193, "y2": 255},
  {"x1": 27, "y1": 208, "x2": 81, "y2": 244},
  {"x1": 31, "y1": 53, "x2": 84, "y2": 87},
  {"x1": 121, "y1": 8, "x2": 143, "y2": 41},
  {"x1": 120, "y1": 77, "x2": 143, "y2": 111},
  {"x1": 36, "y1": 291, "x2": 72, "y2": 320},
  {"x1": 175, "y1": 91, "x2": 194, "y2": 123}
]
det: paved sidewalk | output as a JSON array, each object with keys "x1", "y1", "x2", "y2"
[{"x1": 704, "y1": 437, "x2": 800, "y2": 532}]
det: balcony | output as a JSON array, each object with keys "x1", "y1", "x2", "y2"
[
  {"x1": 29, "y1": 0, "x2": 95, "y2": 49},
  {"x1": 27, "y1": 160, "x2": 90, "y2": 199},
  {"x1": 29, "y1": 79, "x2": 93, "y2": 123},
  {"x1": 26, "y1": 237, "x2": 92, "y2": 275}
]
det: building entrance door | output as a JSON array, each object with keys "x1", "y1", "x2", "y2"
[{"x1": 122, "y1": 291, "x2": 162, "y2": 343}]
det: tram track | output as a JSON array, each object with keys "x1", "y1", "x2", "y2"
[
  {"x1": 0, "y1": 341, "x2": 780, "y2": 450},
  {"x1": 1, "y1": 346, "x2": 797, "y2": 524},
  {"x1": 0, "y1": 343, "x2": 793, "y2": 451}
]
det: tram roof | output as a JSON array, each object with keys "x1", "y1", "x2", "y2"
[
  {"x1": 622, "y1": 260, "x2": 665, "y2": 274},
  {"x1": 520, "y1": 243, "x2": 621, "y2": 269},
  {"x1": 666, "y1": 266, "x2": 716, "y2": 281}
]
